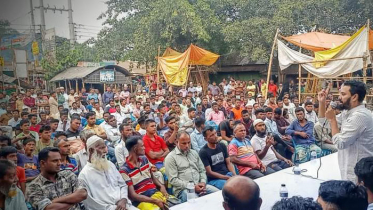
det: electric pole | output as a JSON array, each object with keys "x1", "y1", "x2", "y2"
[
  {"x1": 68, "y1": 0, "x2": 76, "y2": 46},
  {"x1": 29, "y1": 0, "x2": 36, "y2": 34},
  {"x1": 39, "y1": 0, "x2": 46, "y2": 51}
]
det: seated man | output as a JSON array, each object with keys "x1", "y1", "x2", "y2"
[
  {"x1": 250, "y1": 119, "x2": 293, "y2": 172},
  {"x1": 241, "y1": 110, "x2": 253, "y2": 139},
  {"x1": 78, "y1": 135, "x2": 130, "y2": 210},
  {"x1": 355, "y1": 157, "x2": 373, "y2": 210},
  {"x1": 229, "y1": 123, "x2": 275, "y2": 179},
  {"x1": 206, "y1": 102, "x2": 225, "y2": 126},
  {"x1": 199, "y1": 126, "x2": 236, "y2": 190},
  {"x1": 120, "y1": 136, "x2": 169, "y2": 210},
  {"x1": 317, "y1": 180, "x2": 368, "y2": 210},
  {"x1": 222, "y1": 176, "x2": 262, "y2": 210},
  {"x1": 273, "y1": 108, "x2": 289, "y2": 136},
  {"x1": 179, "y1": 107, "x2": 196, "y2": 134},
  {"x1": 218, "y1": 119, "x2": 234, "y2": 145},
  {"x1": 115, "y1": 123, "x2": 133, "y2": 167},
  {"x1": 190, "y1": 117, "x2": 206, "y2": 152},
  {"x1": 26, "y1": 147, "x2": 87, "y2": 210},
  {"x1": 54, "y1": 132, "x2": 78, "y2": 174},
  {"x1": 17, "y1": 138, "x2": 40, "y2": 182},
  {"x1": 0, "y1": 146, "x2": 26, "y2": 194},
  {"x1": 249, "y1": 108, "x2": 266, "y2": 137},
  {"x1": 165, "y1": 131, "x2": 219, "y2": 203},
  {"x1": 313, "y1": 121, "x2": 338, "y2": 153},
  {"x1": 0, "y1": 160, "x2": 28, "y2": 210},
  {"x1": 163, "y1": 116, "x2": 178, "y2": 151},
  {"x1": 143, "y1": 119, "x2": 169, "y2": 170},
  {"x1": 285, "y1": 107, "x2": 322, "y2": 163}
]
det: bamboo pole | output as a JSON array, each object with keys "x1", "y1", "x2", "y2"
[
  {"x1": 156, "y1": 46, "x2": 160, "y2": 90},
  {"x1": 185, "y1": 64, "x2": 192, "y2": 89},
  {"x1": 75, "y1": 79, "x2": 78, "y2": 93},
  {"x1": 363, "y1": 19, "x2": 370, "y2": 84},
  {"x1": 68, "y1": 80, "x2": 72, "y2": 90},
  {"x1": 82, "y1": 79, "x2": 85, "y2": 89},
  {"x1": 265, "y1": 28, "x2": 279, "y2": 100},
  {"x1": 294, "y1": 55, "x2": 364, "y2": 65},
  {"x1": 12, "y1": 49, "x2": 22, "y2": 94},
  {"x1": 298, "y1": 46, "x2": 302, "y2": 101}
]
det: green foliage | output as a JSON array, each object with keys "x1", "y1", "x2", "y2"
[
  {"x1": 95, "y1": 0, "x2": 373, "y2": 64},
  {"x1": 41, "y1": 38, "x2": 99, "y2": 80},
  {"x1": 0, "y1": 20, "x2": 19, "y2": 37}
]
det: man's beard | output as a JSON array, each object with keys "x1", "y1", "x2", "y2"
[
  {"x1": 91, "y1": 150, "x2": 109, "y2": 171},
  {"x1": 340, "y1": 97, "x2": 351, "y2": 110},
  {"x1": 257, "y1": 130, "x2": 266, "y2": 137},
  {"x1": 243, "y1": 118, "x2": 250, "y2": 123}
]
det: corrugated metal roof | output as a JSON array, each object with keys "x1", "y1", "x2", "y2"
[{"x1": 50, "y1": 66, "x2": 98, "y2": 82}]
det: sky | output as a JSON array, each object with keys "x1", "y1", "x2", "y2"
[{"x1": 0, "y1": 0, "x2": 108, "y2": 43}]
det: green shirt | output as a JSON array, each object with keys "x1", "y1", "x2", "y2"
[
  {"x1": 1, "y1": 187, "x2": 28, "y2": 210},
  {"x1": 16, "y1": 132, "x2": 39, "y2": 144}
]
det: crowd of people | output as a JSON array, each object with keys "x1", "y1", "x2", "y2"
[{"x1": 0, "y1": 77, "x2": 372, "y2": 210}]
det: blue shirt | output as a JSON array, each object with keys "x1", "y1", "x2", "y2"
[
  {"x1": 190, "y1": 129, "x2": 206, "y2": 153},
  {"x1": 285, "y1": 119, "x2": 315, "y2": 145}
]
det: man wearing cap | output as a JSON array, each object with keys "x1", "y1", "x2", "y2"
[
  {"x1": 78, "y1": 135, "x2": 130, "y2": 210},
  {"x1": 251, "y1": 119, "x2": 293, "y2": 172}
]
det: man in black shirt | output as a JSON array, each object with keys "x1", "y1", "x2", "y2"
[
  {"x1": 199, "y1": 126, "x2": 236, "y2": 190},
  {"x1": 218, "y1": 120, "x2": 234, "y2": 144},
  {"x1": 65, "y1": 114, "x2": 84, "y2": 154}
]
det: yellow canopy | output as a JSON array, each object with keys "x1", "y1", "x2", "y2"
[{"x1": 158, "y1": 44, "x2": 219, "y2": 86}]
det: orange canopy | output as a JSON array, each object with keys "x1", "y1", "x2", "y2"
[{"x1": 282, "y1": 30, "x2": 373, "y2": 52}]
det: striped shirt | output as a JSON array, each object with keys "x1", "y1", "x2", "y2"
[
  {"x1": 321, "y1": 105, "x2": 373, "y2": 181},
  {"x1": 120, "y1": 156, "x2": 157, "y2": 195},
  {"x1": 60, "y1": 156, "x2": 79, "y2": 175}
]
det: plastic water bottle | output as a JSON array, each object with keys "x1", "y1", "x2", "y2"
[
  {"x1": 310, "y1": 150, "x2": 317, "y2": 164},
  {"x1": 187, "y1": 181, "x2": 195, "y2": 203},
  {"x1": 280, "y1": 184, "x2": 288, "y2": 198},
  {"x1": 293, "y1": 164, "x2": 301, "y2": 175}
]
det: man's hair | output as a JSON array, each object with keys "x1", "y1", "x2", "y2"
[
  {"x1": 318, "y1": 180, "x2": 368, "y2": 210},
  {"x1": 222, "y1": 180, "x2": 260, "y2": 210},
  {"x1": 176, "y1": 131, "x2": 190, "y2": 140},
  {"x1": 194, "y1": 117, "x2": 205, "y2": 128},
  {"x1": 79, "y1": 129, "x2": 95, "y2": 141},
  {"x1": 39, "y1": 111, "x2": 46, "y2": 118},
  {"x1": 241, "y1": 110, "x2": 249, "y2": 115},
  {"x1": 254, "y1": 108, "x2": 265, "y2": 116},
  {"x1": 314, "y1": 103, "x2": 319, "y2": 109},
  {"x1": 50, "y1": 118, "x2": 59, "y2": 124},
  {"x1": 28, "y1": 114, "x2": 37, "y2": 119},
  {"x1": 60, "y1": 111, "x2": 68, "y2": 117},
  {"x1": 305, "y1": 101, "x2": 313, "y2": 106},
  {"x1": 145, "y1": 119, "x2": 156, "y2": 127},
  {"x1": 274, "y1": 108, "x2": 282, "y2": 115},
  {"x1": 70, "y1": 114, "x2": 81, "y2": 122},
  {"x1": 272, "y1": 196, "x2": 322, "y2": 210},
  {"x1": 39, "y1": 125, "x2": 51, "y2": 133},
  {"x1": 23, "y1": 138, "x2": 36, "y2": 146},
  {"x1": 0, "y1": 146, "x2": 17, "y2": 158},
  {"x1": 54, "y1": 131, "x2": 67, "y2": 140},
  {"x1": 0, "y1": 135, "x2": 11, "y2": 146},
  {"x1": 137, "y1": 116, "x2": 146, "y2": 125},
  {"x1": 12, "y1": 110, "x2": 19, "y2": 114},
  {"x1": 202, "y1": 126, "x2": 215, "y2": 137},
  {"x1": 19, "y1": 119, "x2": 30, "y2": 127},
  {"x1": 264, "y1": 107, "x2": 273, "y2": 113},
  {"x1": 85, "y1": 112, "x2": 96, "y2": 119},
  {"x1": 355, "y1": 156, "x2": 373, "y2": 193},
  {"x1": 343, "y1": 80, "x2": 366, "y2": 102},
  {"x1": 212, "y1": 102, "x2": 218, "y2": 107},
  {"x1": 108, "y1": 115, "x2": 116, "y2": 121},
  {"x1": 187, "y1": 107, "x2": 196, "y2": 113},
  {"x1": 119, "y1": 123, "x2": 132, "y2": 132},
  {"x1": 0, "y1": 160, "x2": 15, "y2": 179},
  {"x1": 38, "y1": 147, "x2": 60, "y2": 163},
  {"x1": 21, "y1": 112, "x2": 29, "y2": 117},
  {"x1": 125, "y1": 135, "x2": 142, "y2": 152},
  {"x1": 165, "y1": 116, "x2": 176, "y2": 124},
  {"x1": 295, "y1": 107, "x2": 305, "y2": 113}
]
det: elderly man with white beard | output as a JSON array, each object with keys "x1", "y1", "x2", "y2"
[{"x1": 78, "y1": 135, "x2": 135, "y2": 210}]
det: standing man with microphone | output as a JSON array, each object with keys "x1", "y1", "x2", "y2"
[{"x1": 318, "y1": 80, "x2": 373, "y2": 182}]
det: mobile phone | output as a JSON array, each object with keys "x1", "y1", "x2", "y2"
[{"x1": 267, "y1": 132, "x2": 273, "y2": 137}]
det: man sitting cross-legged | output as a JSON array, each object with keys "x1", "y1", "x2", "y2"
[
  {"x1": 120, "y1": 135, "x2": 169, "y2": 210},
  {"x1": 199, "y1": 126, "x2": 236, "y2": 190},
  {"x1": 165, "y1": 131, "x2": 219, "y2": 203},
  {"x1": 250, "y1": 119, "x2": 293, "y2": 172},
  {"x1": 78, "y1": 135, "x2": 130, "y2": 210}
]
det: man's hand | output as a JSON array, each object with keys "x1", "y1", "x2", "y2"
[
  {"x1": 160, "y1": 186, "x2": 169, "y2": 198},
  {"x1": 174, "y1": 124, "x2": 179, "y2": 132},
  {"x1": 115, "y1": 198, "x2": 128, "y2": 210},
  {"x1": 284, "y1": 159, "x2": 294, "y2": 166},
  {"x1": 259, "y1": 163, "x2": 266, "y2": 172},
  {"x1": 153, "y1": 199, "x2": 167, "y2": 210},
  {"x1": 265, "y1": 136, "x2": 275, "y2": 147},
  {"x1": 197, "y1": 183, "x2": 206, "y2": 195},
  {"x1": 325, "y1": 106, "x2": 336, "y2": 121},
  {"x1": 298, "y1": 132, "x2": 309, "y2": 139},
  {"x1": 194, "y1": 184, "x2": 203, "y2": 194},
  {"x1": 318, "y1": 90, "x2": 327, "y2": 103}
]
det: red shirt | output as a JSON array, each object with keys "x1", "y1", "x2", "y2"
[
  {"x1": 16, "y1": 166, "x2": 26, "y2": 188},
  {"x1": 23, "y1": 97, "x2": 36, "y2": 108},
  {"x1": 142, "y1": 134, "x2": 168, "y2": 164},
  {"x1": 30, "y1": 124, "x2": 41, "y2": 133},
  {"x1": 268, "y1": 84, "x2": 278, "y2": 97}
]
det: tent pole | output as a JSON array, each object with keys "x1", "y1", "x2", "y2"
[
  {"x1": 364, "y1": 19, "x2": 370, "y2": 84},
  {"x1": 82, "y1": 79, "x2": 85, "y2": 89},
  {"x1": 156, "y1": 46, "x2": 160, "y2": 90},
  {"x1": 75, "y1": 79, "x2": 78, "y2": 93},
  {"x1": 298, "y1": 46, "x2": 302, "y2": 101},
  {"x1": 185, "y1": 64, "x2": 192, "y2": 89},
  {"x1": 265, "y1": 28, "x2": 279, "y2": 100}
]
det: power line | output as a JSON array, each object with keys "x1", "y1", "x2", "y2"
[{"x1": 10, "y1": 10, "x2": 34, "y2": 23}]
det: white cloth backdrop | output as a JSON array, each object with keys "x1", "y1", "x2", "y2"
[{"x1": 278, "y1": 27, "x2": 371, "y2": 78}]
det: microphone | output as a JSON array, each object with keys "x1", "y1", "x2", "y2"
[{"x1": 330, "y1": 101, "x2": 338, "y2": 109}]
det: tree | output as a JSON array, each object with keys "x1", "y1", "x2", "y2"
[{"x1": 0, "y1": 20, "x2": 19, "y2": 37}]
